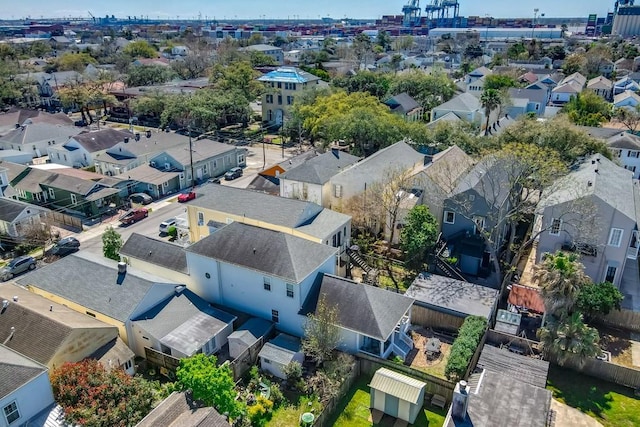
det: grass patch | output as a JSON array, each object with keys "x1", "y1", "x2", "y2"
[
  {"x1": 267, "y1": 395, "x2": 322, "y2": 427},
  {"x1": 329, "y1": 375, "x2": 445, "y2": 427},
  {"x1": 547, "y1": 365, "x2": 640, "y2": 427}
]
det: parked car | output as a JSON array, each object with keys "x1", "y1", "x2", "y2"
[
  {"x1": 159, "y1": 217, "x2": 177, "y2": 235},
  {"x1": 119, "y1": 208, "x2": 149, "y2": 225},
  {"x1": 50, "y1": 236, "x2": 80, "y2": 256},
  {"x1": 207, "y1": 177, "x2": 221, "y2": 184},
  {"x1": 1, "y1": 256, "x2": 36, "y2": 280},
  {"x1": 129, "y1": 193, "x2": 153, "y2": 205},
  {"x1": 224, "y1": 167, "x2": 243, "y2": 181},
  {"x1": 177, "y1": 191, "x2": 196, "y2": 203}
]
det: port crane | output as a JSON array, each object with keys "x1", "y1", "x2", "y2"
[
  {"x1": 423, "y1": 0, "x2": 460, "y2": 27},
  {"x1": 402, "y1": 0, "x2": 422, "y2": 27}
]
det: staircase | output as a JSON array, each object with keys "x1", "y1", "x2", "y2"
[
  {"x1": 435, "y1": 255, "x2": 467, "y2": 282},
  {"x1": 347, "y1": 247, "x2": 379, "y2": 285},
  {"x1": 392, "y1": 331, "x2": 414, "y2": 360}
]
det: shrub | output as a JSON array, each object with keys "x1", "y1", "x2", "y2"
[
  {"x1": 283, "y1": 361, "x2": 302, "y2": 385},
  {"x1": 247, "y1": 396, "x2": 274, "y2": 427},
  {"x1": 269, "y1": 383, "x2": 285, "y2": 407},
  {"x1": 444, "y1": 316, "x2": 487, "y2": 381},
  {"x1": 167, "y1": 226, "x2": 177, "y2": 238}
]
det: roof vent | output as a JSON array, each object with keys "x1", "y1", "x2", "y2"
[
  {"x1": 595, "y1": 169, "x2": 599, "y2": 174},
  {"x1": 2, "y1": 300, "x2": 8, "y2": 309},
  {"x1": 253, "y1": 248, "x2": 257, "y2": 254},
  {"x1": 117, "y1": 261, "x2": 127, "y2": 274},
  {"x1": 591, "y1": 160, "x2": 596, "y2": 164},
  {"x1": 12, "y1": 296, "x2": 18, "y2": 302},
  {"x1": 175, "y1": 285, "x2": 186, "y2": 294},
  {"x1": 588, "y1": 180, "x2": 593, "y2": 187},
  {"x1": 124, "y1": 137, "x2": 129, "y2": 143}
]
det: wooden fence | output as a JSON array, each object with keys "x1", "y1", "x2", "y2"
[
  {"x1": 49, "y1": 211, "x2": 83, "y2": 231},
  {"x1": 596, "y1": 309, "x2": 640, "y2": 333},
  {"x1": 228, "y1": 326, "x2": 275, "y2": 381},
  {"x1": 577, "y1": 358, "x2": 640, "y2": 389},
  {"x1": 144, "y1": 347, "x2": 180, "y2": 372},
  {"x1": 313, "y1": 358, "x2": 361, "y2": 427},
  {"x1": 411, "y1": 305, "x2": 465, "y2": 331},
  {"x1": 358, "y1": 352, "x2": 457, "y2": 402},
  {"x1": 486, "y1": 329, "x2": 540, "y2": 355}
]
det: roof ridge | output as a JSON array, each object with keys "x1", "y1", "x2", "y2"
[{"x1": 362, "y1": 285, "x2": 385, "y2": 339}]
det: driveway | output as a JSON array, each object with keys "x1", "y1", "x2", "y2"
[{"x1": 551, "y1": 399, "x2": 603, "y2": 427}]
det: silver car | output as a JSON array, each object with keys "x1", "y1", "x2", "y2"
[
  {"x1": 1, "y1": 256, "x2": 36, "y2": 281},
  {"x1": 159, "y1": 218, "x2": 177, "y2": 235}
]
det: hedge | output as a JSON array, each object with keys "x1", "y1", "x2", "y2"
[{"x1": 444, "y1": 316, "x2": 488, "y2": 381}]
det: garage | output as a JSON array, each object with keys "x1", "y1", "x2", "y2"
[{"x1": 369, "y1": 367, "x2": 426, "y2": 424}]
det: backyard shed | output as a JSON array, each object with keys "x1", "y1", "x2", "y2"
[
  {"x1": 228, "y1": 317, "x2": 273, "y2": 359},
  {"x1": 369, "y1": 367, "x2": 426, "y2": 424},
  {"x1": 258, "y1": 333, "x2": 303, "y2": 380}
]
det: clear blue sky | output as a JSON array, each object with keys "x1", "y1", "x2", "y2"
[{"x1": 2, "y1": 0, "x2": 612, "y2": 20}]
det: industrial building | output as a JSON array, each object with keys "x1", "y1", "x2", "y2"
[{"x1": 613, "y1": 2, "x2": 640, "y2": 38}]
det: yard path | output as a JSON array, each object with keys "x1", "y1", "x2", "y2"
[
  {"x1": 630, "y1": 333, "x2": 640, "y2": 367},
  {"x1": 551, "y1": 399, "x2": 603, "y2": 427}
]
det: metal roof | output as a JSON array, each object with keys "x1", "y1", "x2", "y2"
[{"x1": 369, "y1": 367, "x2": 426, "y2": 405}]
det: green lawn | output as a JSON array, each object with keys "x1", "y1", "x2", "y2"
[
  {"x1": 329, "y1": 376, "x2": 446, "y2": 427},
  {"x1": 267, "y1": 395, "x2": 322, "y2": 427},
  {"x1": 546, "y1": 365, "x2": 640, "y2": 427}
]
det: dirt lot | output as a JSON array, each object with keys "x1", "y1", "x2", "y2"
[{"x1": 405, "y1": 328, "x2": 452, "y2": 379}]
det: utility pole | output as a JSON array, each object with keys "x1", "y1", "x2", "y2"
[
  {"x1": 188, "y1": 124, "x2": 195, "y2": 189},
  {"x1": 532, "y1": 8, "x2": 539, "y2": 39}
]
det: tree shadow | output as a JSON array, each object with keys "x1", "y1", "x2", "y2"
[{"x1": 546, "y1": 365, "x2": 615, "y2": 419}]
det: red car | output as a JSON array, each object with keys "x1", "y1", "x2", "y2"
[
  {"x1": 119, "y1": 208, "x2": 148, "y2": 225},
  {"x1": 177, "y1": 191, "x2": 196, "y2": 203}
]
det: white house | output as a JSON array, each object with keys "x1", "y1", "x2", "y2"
[
  {"x1": 586, "y1": 76, "x2": 613, "y2": 101},
  {"x1": 258, "y1": 333, "x2": 304, "y2": 380},
  {"x1": 48, "y1": 128, "x2": 132, "y2": 168},
  {"x1": 0, "y1": 122, "x2": 82, "y2": 156},
  {"x1": 430, "y1": 92, "x2": 486, "y2": 124},
  {"x1": 185, "y1": 222, "x2": 338, "y2": 337},
  {"x1": 0, "y1": 345, "x2": 55, "y2": 427},
  {"x1": 0, "y1": 198, "x2": 48, "y2": 238},
  {"x1": 607, "y1": 132, "x2": 640, "y2": 179},
  {"x1": 614, "y1": 90, "x2": 640, "y2": 110}
]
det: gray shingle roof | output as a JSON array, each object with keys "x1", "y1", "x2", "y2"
[
  {"x1": 477, "y1": 345, "x2": 550, "y2": 389},
  {"x1": 186, "y1": 222, "x2": 337, "y2": 283},
  {"x1": 137, "y1": 391, "x2": 230, "y2": 427},
  {"x1": 433, "y1": 92, "x2": 480, "y2": 112},
  {"x1": 228, "y1": 318, "x2": 273, "y2": 347},
  {"x1": 301, "y1": 274, "x2": 414, "y2": 341},
  {"x1": 120, "y1": 233, "x2": 188, "y2": 274},
  {"x1": 0, "y1": 345, "x2": 47, "y2": 399},
  {"x1": 281, "y1": 150, "x2": 361, "y2": 185},
  {"x1": 538, "y1": 154, "x2": 636, "y2": 222},
  {"x1": 16, "y1": 252, "x2": 179, "y2": 322},
  {"x1": 452, "y1": 155, "x2": 512, "y2": 206},
  {"x1": 0, "y1": 122, "x2": 81, "y2": 146},
  {"x1": 0, "y1": 198, "x2": 40, "y2": 223},
  {"x1": 507, "y1": 88, "x2": 548, "y2": 105},
  {"x1": 607, "y1": 133, "x2": 640, "y2": 150},
  {"x1": 578, "y1": 126, "x2": 622, "y2": 140},
  {"x1": 405, "y1": 273, "x2": 498, "y2": 319},
  {"x1": 72, "y1": 128, "x2": 132, "y2": 153},
  {"x1": 0, "y1": 108, "x2": 73, "y2": 135},
  {"x1": 103, "y1": 131, "x2": 189, "y2": 165},
  {"x1": 385, "y1": 92, "x2": 421, "y2": 114},
  {"x1": 133, "y1": 288, "x2": 236, "y2": 356},
  {"x1": 160, "y1": 139, "x2": 240, "y2": 166},
  {"x1": 89, "y1": 337, "x2": 135, "y2": 370},
  {"x1": 258, "y1": 333, "x2": 301, "y2": 365},
  {"x1": 191, "y1": 185, "x2": 324, "y2": 229}
]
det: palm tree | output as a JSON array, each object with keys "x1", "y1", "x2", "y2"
[
  {"x1": 480, "y1": 88, "x2": 501, "y2": 136},
  {"x1": 538, "y1": 312, "x2": 600, "y2": 368},
  {"x1": 532, "y1": 251, "x2": 590, "y2": 316}
]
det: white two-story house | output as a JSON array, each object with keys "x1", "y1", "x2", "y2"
[
  {"x1": 48, "y1": 128, "x2": 132, "y2": 168},
  {"x1": 608, "y1": 132, "x2": 640, "y2": 179}
]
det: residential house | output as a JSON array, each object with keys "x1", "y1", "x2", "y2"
[
  {"x1": 48, "y1": 128, "x2": 132, "y2": 168},
  {"x1": 16, "y1": 70, "x2": 83, "y2": 108},
  {"x1": 258, "y1": 333, "x2": 304, "y2": 380},
  {"x1": 93, "y1": 130, "x2": 188, "y2": 177},
  {"x1": 0, "y1": 108, "x2": 74, "y2": 137},
  {"x1": 0, "y1": 283, "x2": 134, "y2": 374},
  {"x1": 279, "y1": 149, "x2": 361, "y2": 206},
  {"x1": 239, "y1": 44, "x2": 284, "y2": 65},
  {"x1": 0, "y1": 345, "x2": 55, "y2": 427},
  {"x1": 144, "y1": 139, "x2": 247, "y2": 196},
  {"x1": 120, "y1": 233, "x2": 192, "y2": 287},
  {"x1": 587, "y1": 76, "x2": 614, "y2": 101},
  {"x1": 185, "y1": 222, "x2": 338, "y2": 336},
  {"x1": 369, "y1": 368, "x2": 426, "y2": 425},
  {"x1": 464, "y1": 66, "x2": 492, "y2": 88},
  {"x1": 535, "y1": 155, "x2": 640, "y2": 288},
  {"x1": 608, "y1": 132, "x2": 640, "y2": 179},
  {"x1": 426, "y1": 111, "x2": 463, "y2": 129},
  {"x1": 0, "y1": 150, "x2": 33, "y2": 165},
  {"x1": 246, "y1": 150, "x2": 318, "y2": 195},
  {"x1": 328, "y1": 140, "x2": 426, "y2": 212},
  {"x1": 551, "y1": 80, "x2": 583, "y2": 104},
  {"x1": 186, "y1": 185, "x2": 351, "y2": 274},
  {"x1": 465, "y1": 76, "x2": 486, "y2": 98},
  {"x1": 599, "y1": 59, "x2": 615, "y2": 77},
  {"x1": 614, "y1": 75, "x2": 640, "y2": 96},
  {"x1": 258, "y1": 67, "x2": 322, "y2": 126},
  {"x1": 615, "y1": 57, "x2": 635, "y2": 73},
  {"x1": 384, "y1": 93, "x2": 424, "y2": 122},
  {"x1": 130, "y1": 287, "x2": 236, "y2": 359},
  {"x1": 0, "y1": 198, "x2": 48, "y2": 238},
  {"x1": 405, "y1": 273, "x2": 498, "y2": 330},
  {"x1": 0, "y1": 122, "x2": 82, "y2": 156},
  {"x1": 614, "y1": 90, "x2": 640, "y2": 110},
  {"x1": 430, "y1": 92, "x2": 486, "y2": 125},
  {"x1": 508, "y1": 57, "x2": 553, "y2": 69},
  {"x1": 16, "y1": 252, "x2": 184, "y2": 346},
  {"x1": 299, "y1": 273, "x2": 415, "y2": 360},
  {"x1": 136, "y1": 391, "x2": 230, "y2": 427},
  {"x1": 506, "y1": 88, "x2": 547, "y2": 117}
]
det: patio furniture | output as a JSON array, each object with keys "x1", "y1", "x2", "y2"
[{"x1": 425, "y1": 338, "x2": 442, "y2": 354}]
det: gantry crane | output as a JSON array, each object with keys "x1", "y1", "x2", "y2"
[
  {"x1": 402, "y1": 0, "x2": 422, "y2": 27},
  {"x1": 424, "y1": 0, "x2": 460, "y2": 27}
]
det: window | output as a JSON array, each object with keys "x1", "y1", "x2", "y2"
[
  {"x1": 48, "y1": 188, "x2": 55, "y2": 199},
  {"x1": 70, "y1": 194, "x2": 77, "y2": 205},
  {"x1": 197, "y1": 211, "x2": 204, "y2": 226},
  {"x1": 271, "y1": 309, "x2": 279, "y2": 323},
  {"x1": 63, "y1": 154, "x2": 67, "y2": 161},
  {"x1": 277, "y1": 95, "x2": 282, "y2": 105},
  {"x1": 286, "y1": 283, "x2": 294, "y2": 298},
  {"x1": 549, "y1": 218, "x2": 562, "y2": 235},
  {"x1": 86, "y1": 311, "x2": 96, "y2": 317},
  {"x1": 3, "y1": 402, "x2": 19, "y2": 424},
  {"x1": 609, "y1": 228, "x2": 624, "y2": 247},
  {"x1": 213, "y1": 159, "x2": 218, "y2": 169},
  {"x1": 123, "y1": 360, "x2": 132, "y2": 370},
  {"x1": 263, "y1": 277, "x2": 271, "y2": 291},
  {"x1": 266, "y1": 94, "x2": 273, "y2": 103},
  {"x1": 238, "y1": 154, "x2": 245, "y2": 164},
  {"x1": 34, "y1": 192, "x2": 41, "y2": 202},
  {"x1": 203, "y1": 164, "x2": 208, "y2": 174},
  {"x1": 334, "y1": 184, "x2": 342, "y2": 198},
  {"x1": 277, "y1": 82, "x2": 282, "y2": 88},
  {"x1": 263, "y1": 358, "x2": 271, "y2": 364},
  {"x1": 444, "y1": 211, "x2": 455, "y2": 224},
  {"x1": 605, "y1": 265, "x2": 617, "y2": 283},
  {"x1": 202, "y1": 338, "x2": 216, "y2": 355}
]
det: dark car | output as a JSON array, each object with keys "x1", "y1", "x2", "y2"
[
  {"x1": 224, "y1": 167, "x2": 243, "y2": 181},
  {"x1": 1, "y1": 256, "x2": 36, "y2": 281},
  {"x1": 119, "y1": 208, "x2": 149, "y2": 225},
  {"x1": 50, "y1": 236, "x2": 80, "y2": 256},
  {"x1": 129, "y1": 193, "x2": 153, "y2": 205}
]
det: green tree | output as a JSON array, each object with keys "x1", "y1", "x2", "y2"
[
  {"x1": 576, "y1": 282, "x2": 624, "y2": 320},
  {"x1": 249, "y1": 50, "x2": 276, "y2": 67},
  {"x1": 533, "y1": 251, "x2": 590, "y2": 316},
  {"x1": 353, "y1": 33, "x2": 373, "y2": 66},
  {"x1": 562, "y1": 53, "x2": 586, "y2": 75},
  {"x1": 210, "y1": 61, "x2": 264, "y2": 102},
  {"x1": 51, "y1": 359, "x2": 155, "y2": 427},
  {"x1": 0, "y1": 60, "x2": 31, "y2": 108},
  {"x1": 123, "y1": 40, "x2": 157, "y2": 58},
  {"x1": 126, "y1": 64, "x2": 176, "y2": 87},
  {"x1": 480, "y1": 88, "x2": 502, "y2": 135},
  {"x1": 484, "y1": 74, "x2": 518, "y2": 91},
  {"x1": 176, "y1": 354, "x2": 243, "y2": 419},
  {"x1": 387, "y1": 69, "x2": 457, "y2": 114},
  {"x1": 56, "y1": 52, "x2": 97, "y2": 72},
  {"x1": 538, "y1": 312, "x2": 600, "y2": 368},
  {"x1": 332, "y1": 71, "x2": 392, "y2": 99},
  {"x1": 506, "y1": 42, "x2": 526, "y2": 59},
  {"x1": 445, "y1": 316, "x2": 487, "y2": 381},
  {"x1": 565, "y1": 91, "x2": 612, "y2": 126},
  {"x1": 376, "y1": 30, "x2": 392, "y2": 51},
  {"x1": 102, "y1": 226, "x2": 123, "y2": 261},
  {"x1": 131, "y1": 90, "x2": 169, "y2": 119},
  {"x1": 400, "y1": 205, "x2": 438, "y2": 270},
  {"x1": 302, "y1": 294, "x2": 341, "y2": 365},
  {"x1": 613, "y1": 106, "x2": 640, "y2": 133}
]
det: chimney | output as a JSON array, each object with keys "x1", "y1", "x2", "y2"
[
  {"x1": 49, "y1": 305, "x2": 53, "y2": 311},
  {"x1": 591, "y1": 160, "x2": 596, "y2": 164},
  {"x1": 424, "y1": 154, "x2": 433, "y2": 166},
  {"x1": 117, "y1": 262, "x2": 127, "y2": 274},
  {"x1": 451, "y1": 380, "x2": 471, "y2": 420},
  {"x1": 14, "y1": 123, "x2": 19, "y2": 129},
  {"x1": 2, "y1": 300, "x2": 8, "y2": 309},
  {"x1": 595, "y1": 169, "x2": 599, "y2": 174}
]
